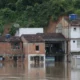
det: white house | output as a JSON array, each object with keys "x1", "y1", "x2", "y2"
[
  {"x1": 69, "y1": 20, "x2": 80, "y2": 52},
  {"x1": 15, "y1": 28, "x2": 43, "y2": 36}
]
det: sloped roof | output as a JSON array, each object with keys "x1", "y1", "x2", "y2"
[
  {"x1": 37, "y1": 33, "x2": 66, "y2": 41},
  {"x1": 0, "y1": 36, "x2": 21, "y2": 42},
  {"x1": 10, "y1": 36, "x2": 21, "y2": 42},
  {"x1": 22, "y1": 34, "x2": 44, "y2": 43},
  {"x1": 22, "y1": 33, "x2": 66, "y2": 42}
]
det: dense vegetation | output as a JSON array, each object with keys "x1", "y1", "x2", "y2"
[{"x1": 0, "y1": 0, "x2": 80, "y2": 35}]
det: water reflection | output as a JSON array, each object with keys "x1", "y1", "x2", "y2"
[
  {"x1": 46, "y1": 61, "x2": 68, "y2": 80},
  {"x1": 0, "y1": 60, "x2": 80, "y2": 80}
]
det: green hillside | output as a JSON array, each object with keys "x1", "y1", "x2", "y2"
[{"x1": 0, "y1": 0, "x2": 80, "y2": 34}]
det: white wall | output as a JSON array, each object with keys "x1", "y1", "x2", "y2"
[
  {"x1": 15, "y1": 28, "x2": 43, "y2": 36},
  {"x1": 70, "y1": 27, "x2": 80, "y2": 38},
  {"x1": 28, "y1": 54, "x2": 45, "y2": 69},
  {"x1": 70, "y1": 40, "x2": 80, "y2": 52}
]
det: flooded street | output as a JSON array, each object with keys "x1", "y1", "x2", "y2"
[{"x1": 0, "y1": 61, "x2": 79, "y2": 80}]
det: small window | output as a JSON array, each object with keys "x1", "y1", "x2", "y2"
[
  {"x1": 73, "y1": 41, "x2": 75, "y2": 43},
  {"x1": 74, "y1": 28, "x2": 76, "y2": 31},
  {"x1": 36, "y1": 45, "x2": 39, "y2": 51}
]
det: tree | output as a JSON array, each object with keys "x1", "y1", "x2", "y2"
[
  {"x1": 0, "y1": 8, "x2": 15, "y2": 23},
  {"x1": 9, "y1": 26, "x2": 17, "y2": 36},
  {"x1": 0, "y1": 23, "x2": 4, "y2": 35}
]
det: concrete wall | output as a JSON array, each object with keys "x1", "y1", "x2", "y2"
[
  {"x1": 69, "y1": 27, "x2": 80, "y2": 52},
  {"x1": 70, "y1": 27, "x2": 80, "y2": 38},
  {"x1": 56, "y1": 17, "x2": 69, "y2": 38},
  {"x1": 70, "y1": 40, "x2": 80, "y2": 52},
  {"x1": 15, "y1": 28, "x2": 43, "y2": 36}
]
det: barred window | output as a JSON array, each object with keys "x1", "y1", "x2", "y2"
[{"x1": 77, "y1": 40, "x2": 80, "y2": 48}]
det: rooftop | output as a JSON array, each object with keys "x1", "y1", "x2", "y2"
[
  {"x1": 64, "y1": 17, "x2": 80, "y2": 26},
  {"x1": 22, "y1": 33, "x2": 66, "y2": 42},
  {"x1": 70, "y1": 19, "x2": 80, "y2": 26},
  {"x1": 0, "y1": 36, "x2": 21, "y2": 42},
  {"x1": 37, "y1": 33, "x2": 66, "y2": 41},
  {"x1": 22, "y1": 34, "x2": 44, "y2": 43}
]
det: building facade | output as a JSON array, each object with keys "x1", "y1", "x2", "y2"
[
  {"x1": 69, "y1": 20, "x2": 80, "y2": 52},
  {"x1": 15, "y1": 28, "x2": 43, "y2": 36},
  {"x1": 21, "y1": 35, "x2": 45, "y2": 65},
  {"x1": 0, "y1": 36, "x2": 23, "y2": 61}
]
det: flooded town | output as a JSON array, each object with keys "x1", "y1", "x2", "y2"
[{"x1": 0, "y1": 2, "x2": 80, "y2": 79}]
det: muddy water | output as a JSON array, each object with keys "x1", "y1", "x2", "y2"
[{"x1": 0, "y1": 61, "x2": 79, "y2": 80}]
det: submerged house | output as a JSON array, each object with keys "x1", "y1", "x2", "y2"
[
  {"x1": 37, "y1": 33, "x2": 67, "y2": 61},
  {"x1": 0, "y1": 36, "x2": 23, "y2": 61},
  {"x1": 21, "y1": 34, "x2": 45, "y2": 64},
  {"x1": 21, "y1": 33, "x2": 67, "y2": 62}
]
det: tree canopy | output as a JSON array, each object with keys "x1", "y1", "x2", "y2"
[{"x1": 0, "y1": 0, "x2": 80, "y2": 34}]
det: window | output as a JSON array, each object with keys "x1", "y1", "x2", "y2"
[
  {"x1": 77, "y1": 40, "x2": 80, "y2": 48},
  {"x1": 11, "y1": 42, "x2": 20, "y2": 49},
  {"x1": 73, "y1": 41, "x2": 75, "y2": 43},
  {"x1": 74, "y1": 28, "x2": 76, "y2": 31},
  {"x1": 41, "y1": 56, "x2": 44, "y2": 61},
  {"x1": 30, "y1": 56, "x2": 34, "y2": 61},
  {"x1": 36, "y1": 45, "x2": 39, "y2": 51}
]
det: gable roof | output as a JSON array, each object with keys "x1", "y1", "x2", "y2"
[{"x1": 22, "y1": 34, "x2": 44, "y2": 43}]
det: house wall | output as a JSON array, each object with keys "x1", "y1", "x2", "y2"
[
  {"x1": 0, "y1": 42, "x2": 23, "y2": 60},
  {"x1": 69, "y1": 27, "x2": 80, "y2": 52},
  {"x1": 23, "y1": 42, "x2": 45, "y2": 54},
  {"x1": 15, "y1": 28, "x2": 43, "y2": 36},
  {"x1": 22, "y1": 36, "x2": 45, "y2": 63},
  {"x1": 70, "y1": 40, "x2": 80, "y2": 52},
  {"x1": 56, "y1": 17, "x2": 69, "y2": 38},
  {"x1": 70, "y1": 27, "x2": 80, "y2": 38},
  {"x1": 21, "y1": 36, "x2": 45, "y2": 55}
]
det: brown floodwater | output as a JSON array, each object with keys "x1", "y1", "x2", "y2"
[{"x1": 0, "y1": 61, "x2": 79, "y2": 80}]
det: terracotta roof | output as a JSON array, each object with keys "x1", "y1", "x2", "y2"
[
  {"x1": 22, "y1": 34, "x2": 44, "y2": 43},
  {"x1": 37, "y1": 33, "x2": 66, "y2": 41}
]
